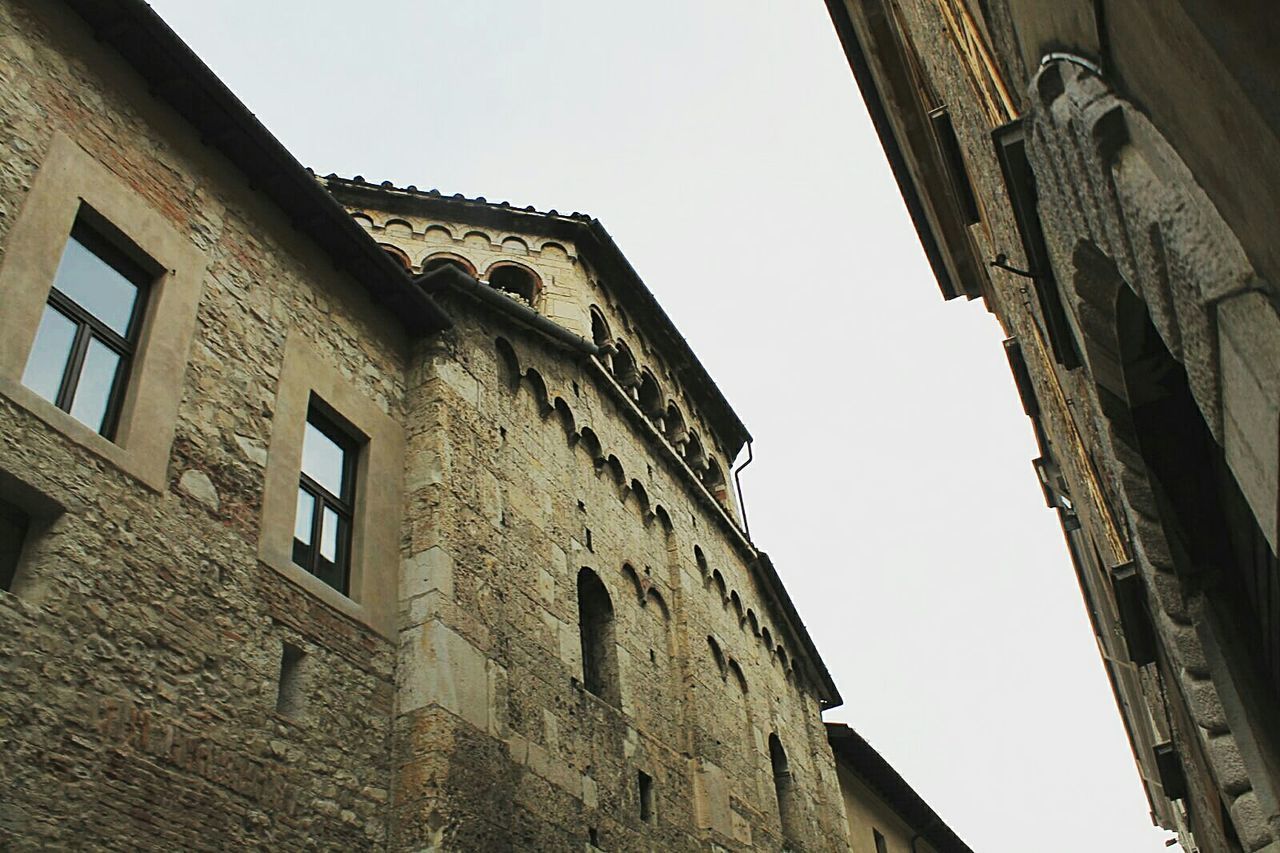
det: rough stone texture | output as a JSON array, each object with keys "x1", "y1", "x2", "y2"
[
  {"x1": 0, "y1": 1, "x2": 852, "y2": 850},
  {"x1": 844, "y1": 1, "x2": 1280, "y2": 849},
  {"x1": 0, "y1": 2, "x2": 403, "y2": 848},
  {"x1": 389, "y1": 295, "x2": 848, "y2": 850}
]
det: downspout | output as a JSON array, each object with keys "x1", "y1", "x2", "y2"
[{"x1": 733, "y1": 439, "x2": 754, "y2": 539}]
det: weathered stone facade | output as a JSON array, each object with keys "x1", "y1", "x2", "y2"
[
  {"x1": 0, "y1": 1, "x2": 898, "y2": 850},
  {"x1": 826, "y1": 1, "x2": 1280, "y2": 850}
]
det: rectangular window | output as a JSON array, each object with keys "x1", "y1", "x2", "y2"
[
  {"x1": 21, "y1": 213, "x2": 155, "y2": 438},
  {"x1": 292, "y1": 403, "x2": 359, "y2": 594},
  {"x1": 638, "y1": 770, "x2": 654, "y2": 823},
  {"x1": 874, "y1": 828, "x2": 889, "y2": 853},
  {"x1": 0, "y1": 498, "x2": 30, "y2": 593},
  {"x1": 275, "y1": 642, "x2": 306, "y2": 718}
]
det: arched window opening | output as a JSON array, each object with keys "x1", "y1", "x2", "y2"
[
  {"x1": 665, "y1": 403, "x2": 689, "y2": 450},
  {"x1": 422, "y1": 254, "x2": 476, "y2": 277},
  {"x1": 730, "y1": 590, "x2": 744, "y2": 626},
  {"x1": 488, "y1": 263, "x2": 539, "y2": 304},
  {"x1": 638, "y1": 370, "x2": 665, "y2": 426},
  {"x1": 590, "y1": 307, "x2": 612, "y2": 348},
  {"x1": 704, "y1": 459, "x2": 728, "y2": 505},
  {"x1": 685, "y1": 433, "x2": 708, "y2": 474},
  {"x1": 769, "y1": 733, "x2": 801, "y2": 851},
  {"x1": 577, "y1": 568, "x2": 619, "y2": 705},
  {"x1": 747, "y1": 609, "x2": 760, "y2": 636},
  {"x1": 1114, "y1": 280, "x2": 1280, "y2": 709},
  {"x1": 712, "y1": 569, "x2": 727, "y2": 602},
  {"x1": 379, "y1": 244, "x2": 411, "y2": 271},
  {"x1": 612, "y1": 342, "x2": 640, "y2": 395}
]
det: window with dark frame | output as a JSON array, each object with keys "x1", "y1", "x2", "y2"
[
  {"x1": 21, "y1": 213, "x2": 155, "y2": 438},
  {"x1": 292, "y1": 404, "x2": 359, "y2": 594}
]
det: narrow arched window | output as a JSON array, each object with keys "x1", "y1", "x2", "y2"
[
  {"x1": 577, "y1": 567, "x2": 619, "y2": 704},
  {"x1": 590, "y1": 307, "x2": 612, "y2": 348},
  {"x1": 769, "y1": 733, "x2": 801, "y2": 850}
]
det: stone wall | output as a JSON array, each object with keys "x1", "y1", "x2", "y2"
[
  {"x1": 0, "y1": 2, "x2": 851, "y2": 851},
  {"x1": 0, "y1": 1, "x2": 408, "y2": 847},
  {"x1": 836, "y1": 0, "x2": 1280, "y2": 848},
  {"x1": 392, "y1": 293, "x2": 848, "y2": 850}
]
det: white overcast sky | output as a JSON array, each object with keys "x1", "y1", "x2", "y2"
[{"x1": 145, "y1": 2, "x2": 1177, "y2": 850}]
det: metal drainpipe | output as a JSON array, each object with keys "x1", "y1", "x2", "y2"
[{"x1": 732, "y1": 440, "x2": 754, "y2": 539}]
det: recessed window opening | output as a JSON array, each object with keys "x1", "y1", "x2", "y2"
[
  {"x1": 276, "y1": 641, "x2": 306, "y2": 718},
  {"x1": 488, "y1": 264, "x2": 538, "y2": 303},
  {"x1": 585, "y1": 527, "x2": 593, "y2": 552},
  {"x1": 0, "y1": 499, "x2": 31, "y2": 593},
  {"x1": 293, "y1": 402, "x2": 361, "y2": 594},
  {"x1": 637, "y1": 770, "x2": 654, "y2": 823},
  {"x1": 769, "y1": 733, "x2": 800, "y2": 850},
  {"x1": 577, "y1": 567, "x2": 619, "y2": 704},
  {"x1": 379, "y1": 244, "x2": 411, "y2": 271},
  {"x1": 590, "y1": 307, "x2": 611, "y2": 348},
  {"x1": 422, "y1": 254, "x2": 475, "y2": 277},
  {"x1": 588, "y1": 827, "x2": 600, "y2": 848},
  {"x1": 22, "y1": 211, "x2": 156, "y2": 438},
  {"x1": 873, "y1": 828, "x2": 889, "y2": 853}
]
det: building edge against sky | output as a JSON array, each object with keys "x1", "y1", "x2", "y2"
[
  {"x1": 823, "y1": 1, "x2": 1280, "y2": 850},
  {"x1": 0, "y1": 0, "x2": 975, "y2": 849}
]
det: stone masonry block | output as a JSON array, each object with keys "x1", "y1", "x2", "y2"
[
  {"x1": 1219, "y1": 291, "x2": 1280, "y2": 552},
  {"x1": 402, "y1": 545, "x2": 455, "y2": 602},
  {"x1": 399, "y1": 620, "x2": 490, "y2": 732}
]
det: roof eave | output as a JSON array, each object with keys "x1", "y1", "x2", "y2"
[{"x1": 57, "y1": 0, "x2": 451, "y2": 335}]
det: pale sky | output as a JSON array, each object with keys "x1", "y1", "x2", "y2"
[{"x1": 145, "y1": 2, "x2": 1178, "y2": 850}]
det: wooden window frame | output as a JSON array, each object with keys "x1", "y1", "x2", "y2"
[
  {"x1": 292, "y1": 402, "x2": 361, "y2": 595},
  {"x1": 35, "y1": 217, "x2": 154, "y2": 440}
]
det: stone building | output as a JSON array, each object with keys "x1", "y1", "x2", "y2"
[
  {"x1": 0, "y1": 0, "x2": 978, "y2": 850},
  {"x1": 824, "y1": 1, "x2": 1280, "y2": 850}
]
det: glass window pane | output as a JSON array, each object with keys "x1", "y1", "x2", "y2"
[
  {"x1": 21, "y1": 304, "x2": 78, "y2": 403},
  {"x1": 302, "y1": 420, "x2": 347, "y2": 497},
  {"x1": 320, "y1": 505, "x2": 340, "y2": 562},
  {"x1": 51, "y1": 234, "x2": 140, "y2": 338},
  {"x1": 68, "y1": 337, "x2": 122, "y2": 434},
  {"x1": 294, "y1": 488, "x2": 315, "y2": 545}
]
